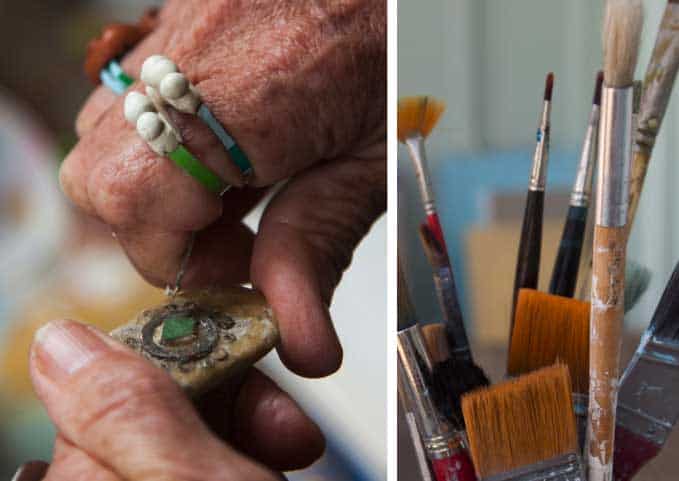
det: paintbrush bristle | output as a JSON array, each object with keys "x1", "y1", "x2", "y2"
[
  {"x1": 397, "y1": 96, "x2": 445, "y2": 142},
  {"x1": 421, "y1": 323, "x2": 450, "y2": 363},
  {"x1": 508, "y1": 289, "x2": 590, "y2": 394},
  {"x1": 602, "y1": 0, "x2": 643, "y2": 87},
  {"x1": 462, "y1": 364, "x2": 578, "y2": 479},
  {"x1": 593, "y1": 70, "x2": 604, "y2": 106},
  {"x1": 544, "y1": 72, "x2": 555, "y2": 101}
]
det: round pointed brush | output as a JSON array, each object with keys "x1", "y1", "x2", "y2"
[
  {"x1": 549, "y1": 72, "x2": 602, "y2": 298},
  {"x1": 588, "y1": 3, "x2": 643, "y2": 481},
  {"x1": 510, "y1": 73, "x2": 553, "y2": 338}
]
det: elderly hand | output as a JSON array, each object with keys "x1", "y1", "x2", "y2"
[
  {"x1": 25, "y1": 320, "x2": 322, "y2": 480},
  {"x1": 60, "y1": 0, "x2": 386, "y2": 378}
]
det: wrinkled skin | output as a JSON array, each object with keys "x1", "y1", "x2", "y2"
[{"x1": 37, "y1": 0, "x2": 386, "y2": 479}]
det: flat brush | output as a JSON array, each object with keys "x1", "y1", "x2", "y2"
[
  {"x1": 613, "y1": 261, "x2": 679, "y2": 480},
  {"x1": 418, "y1": 223, "x2": 473, "y2": 360},
  {"x1": 397, "y1": 96, "x2": 448, "y2": 249},
  {"x1": 549, "y1": 71, "x2": 602, "y2": 298},
  {"x1": 510, "y1": 73, "x2": 554, "y2": 338},
  {"x1": 588, "y1": 2, "x2": 643, "y2": 481},
  {"x1": 462, "y1": 364, "x2": 584, "y2": 480},
  {"x1": 421, "y1": 322, "x2": 489, "y2": 429},
  {"x1": 507, "y1": 289, "x2": 589, "y2": 444},
  {"x1": 628, "y1": 0, "x2": 679, "y2": 231},
  {"x1": 397, "y1": 259, "x2": 477, "y2": 481}
]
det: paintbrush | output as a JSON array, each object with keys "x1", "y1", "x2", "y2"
[
  {"x1": 628, "y1": 0, "x2": 679, "y2": 231},
  {"x1": 588, "y1": 2, "x2": 643, "y2": 481},
  {"x1": 509, "y1": 73, "x2": 554, "y2": 338},
  {"x1": 418, "y1": 223, "x2": 471, "y2": 358},
  {"x1": 398, "y1": 259, "x2": 477, "y2": 481},
  {"x1": 549, "y1": 71, "x2": 602, "y2": 298},
  {"x1": 462, "y1": 364, "x2": 584, "y2": 480},
  {"x1": 397, "y1": 96, "x2": 448, "y2": 249},
  {"x1": 421, "y1": 322, "x2": 489, "y2": 429},
  {"x1": 507, "y1": 288, "x2": 590, "y2": 445},
  {"x1": 613, "y1": 261, "x2": 679, "y2": 480}
]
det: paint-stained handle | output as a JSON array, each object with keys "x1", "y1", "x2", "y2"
[
  {"x1": 613, "y1": 425, "x2": 662, "y2": 481},
  {"x1": 511, "y1": 190, "x2": 544, "y2": 332},
  {"x1": 626, "y1": 149, "x2": 649, "y2": 235},
  {"x1": 588, "y1": 225, "x2": 626, "y2": 481},
  {"x1": 550, "y1": 205, "x2": 588, "y2": 297}
]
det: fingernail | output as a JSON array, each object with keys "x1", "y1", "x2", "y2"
[
  {"x1": 12, "y1": 461, "x2": 49, "y2": 481},
  {"x1": 33, "y1": 320, "x2": 109, "y2": 381}
]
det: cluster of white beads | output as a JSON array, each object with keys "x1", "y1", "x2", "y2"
[
  {"x1": 141, "y1": 55, "x2": 201, "y2": 114},
  {"x1": 124, "y1": 91, "x2": 179, "y2": 155}
]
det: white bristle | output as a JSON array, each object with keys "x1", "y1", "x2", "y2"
[{"x1": 602, "y1": 0, "x2": 644, "y2": 87}]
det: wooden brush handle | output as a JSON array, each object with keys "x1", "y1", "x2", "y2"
[
  {"x1": 626, "y1": 149, "x2": 649, "y2": 235},
  {"x1": 588, "y1": 225, "x2": 626, "y2": 480},
  {"x1": 549, "y1": 205, "x2": 588, "y2": 297},
  {"x1": 511, "y1": 190, "x2": 544, "y2": 332}
]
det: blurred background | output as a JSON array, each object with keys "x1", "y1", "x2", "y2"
[
  {"x1": 0, "y1": 1, "x2": 386, "y2": 480},
  {"x1": 398, "y1": 0, "x2": 678, "y2": 479}
]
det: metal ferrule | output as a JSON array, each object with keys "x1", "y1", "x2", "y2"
[
  {"x1": 529, "y1": 100, "x2": 551, "y2": 191},
  {"x1": 634, "y1": 3, "x2": 679, "y2": 154},
  {"x1": 405, "y1": 135, "x2": 436, "y2": 215},
  {"x1": 617, "y1": 334, "x2": 679, "y2": 445},
  {"x1": 595, "y1": 87, "x2": 632, "y2": 227},
  {"x1": 433, "y1": 266, "x2": 471, "y2": 358},
  {"x1": 570, "y1": 105, "x2": 599, "y2": 207},
  {"x1": 397, "y1": 325, "x2": 452, "y2": 445},
  {"x1": 398, "y1": 362, "x2": 435, "y2": 481},
  {"x1": 483, "y1": 453, "x2": 585, "y2": 481}
]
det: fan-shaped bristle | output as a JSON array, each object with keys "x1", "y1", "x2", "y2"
[
  {"x1": 508, "y1": 289, "x2": 590, "y2": 394},
  {"x1": 602, "y1": 0, "x2": 643, "y2": 87},
  {"x1": 397, "y1": 96, "x2": 445, "y2": 142},
  {"x1": 462, "y1": 364, "x2": 577, "y2": 479}
]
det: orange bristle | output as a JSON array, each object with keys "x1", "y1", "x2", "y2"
[
  {"x1": 421, "y1": 323, "x2": 450, "y2": 364},
  {"x1": 508, "y1": 289, "x2": 590, "y2": 394},
  {"x1": 462, "y1": 364, "x2": 578, "y2": 479},
  {"x1": 397, "y1": 96, "x2": 445, "y2": 142}
]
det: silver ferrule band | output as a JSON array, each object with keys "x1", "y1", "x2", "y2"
[
  {"x1": 483, "y1": 453, "x2": 584, "y2": 481},
  {"x1": 397, "y1": 326, "x2": 448, "y2": 442},
  {"x1": 571, "y1": 105, "x2": 599, "y2": 207},
  {"x1": 596, "y1": 87, "x2": 632, "y2": 227},
  {"x1": 529, "y1": 100, "x2": 551, "y2": 191},
  {"x1": 405, "y1": 136, "x2": 435, "y2": 214}
]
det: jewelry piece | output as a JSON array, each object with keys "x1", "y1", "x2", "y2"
[
  {"x1": 124, "y1": 91, "x2": 229, "y2": 194},
  {"x1": 111, "y1": 287, "x2": 279, "y2": 398},
  {"x1": 141, "y1": 55, "x2": 253, "y2": 179}
]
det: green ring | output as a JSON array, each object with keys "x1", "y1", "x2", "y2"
[{"x1": 168, "y1": 145, "x2": 229, "y2": 195}]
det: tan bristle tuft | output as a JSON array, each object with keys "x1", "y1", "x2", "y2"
[
  {"x1": 421, "y1": 323, "x2": 450, "y2": 363},
  {"x1": 508, "y1": 289, "x2": 590, "y2": 394},
  {"x1": 462, "y1": 364, "x2": 577, "y2": 479},
  {"x1": 397, "y1": 96, "x2": 445, "y2": 142},
  {"x1": 602, "y1": 0, "x2": 643, "y2": 87}
]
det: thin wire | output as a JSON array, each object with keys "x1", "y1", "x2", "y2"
[{"x1": 170, "y1": 231, "x2": 196, "y2": 297}]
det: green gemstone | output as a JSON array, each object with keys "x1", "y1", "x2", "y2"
[{"x1": 162, "y1": 316, "x2": 196, "y2": 341}]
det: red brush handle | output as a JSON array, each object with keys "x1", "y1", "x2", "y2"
[
  {"x1": 426, "y1": 213, "x2": 449, "y2": 254},
  {"x1": 613, "y1": 425, "x2": 662, "y2": 481},
  {"x1": 430, "y1": 450, "x2": 477, "y2": 481}
]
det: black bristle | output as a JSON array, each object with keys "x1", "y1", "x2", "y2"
[
  {"x1": 431, "y1": 358, "x2": 490, "y2": 428},
  {"x1": 649, "y1": 261, "x2": 679, "y2": 341}
]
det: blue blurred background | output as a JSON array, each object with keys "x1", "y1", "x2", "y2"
[
  {"x1": 398, "y1": 1, "x2": 679, "y2": 480},
  {"x1": 0, "y1": 1, "x2": 386, "y2": 480}
]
